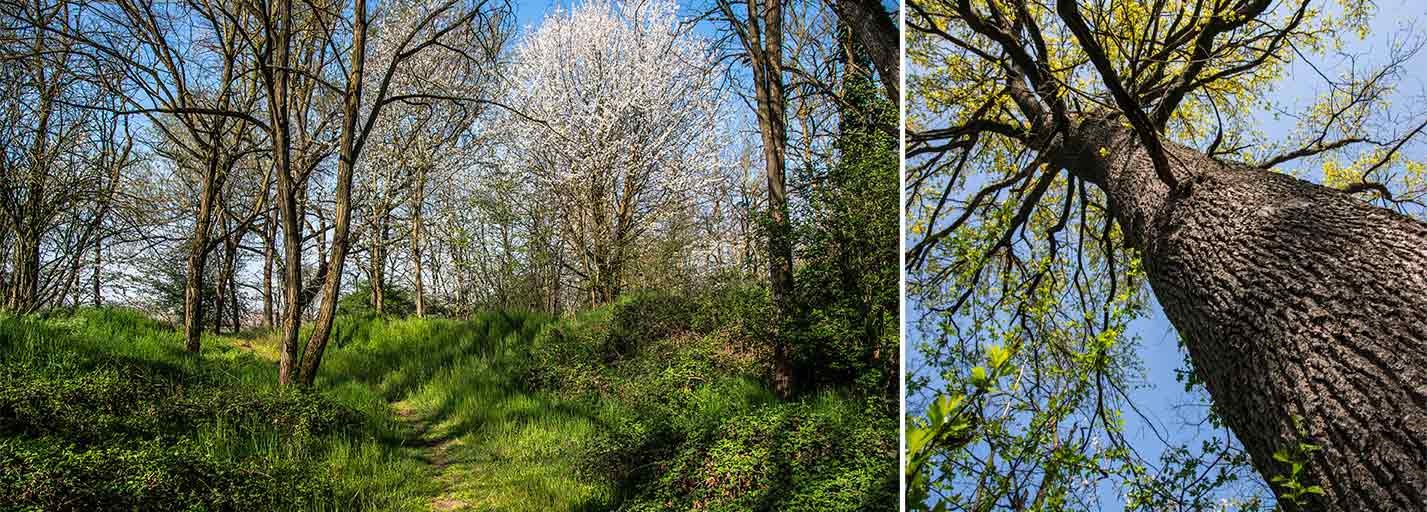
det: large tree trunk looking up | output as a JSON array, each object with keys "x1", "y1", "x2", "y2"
[{"x1": 1050, "y1": 115, "x2": 1427, "y2": 510}]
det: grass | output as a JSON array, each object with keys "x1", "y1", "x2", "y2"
[
  {"x1": 0, "y1": 307, "x2": 610, "y2": 511},
  {"x1": 0, "y1": 291, "x2": 896, "y2": 511}
]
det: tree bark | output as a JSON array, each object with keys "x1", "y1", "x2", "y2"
[
  {"x1": 212, "y1": 210, "x2": 230, "y2": 335},
  {"x1": 745, "y1": 0, "x2": 796, "y2": 399},
  {"x1": 92, "y1": 242, "x2": 101, "y2": 306},
  {"x1": 222, "y1": 216, "x2": 242, "y2": 332},
  {"x1": 6, "y1": 231, "x2": 40, "y2": 313},
  {"x1": 299, "y1": 0, "x2": 367, "y2": 386},
  {"x1": 263, "y1": 212, "x2": 276, "y2": 328},
  {"x1": 183, "y1": 165, "x2": 220, "y2": 352},
  {"x1": 267, "y1": 0, "x2": 302, "y2": 386},
  {"x1": 411, "y1": 166, "x2": 427, "y2": 318},
  {"x1": 827, "y1": 0, "x2": 898, "y2": 103},
  {"x1": 1057, "y1": 117, "x2": 1427, "y2": 511}
]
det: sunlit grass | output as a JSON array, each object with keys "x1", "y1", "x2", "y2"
[
  {"x1": 1, "y1": 297, "x2": 894, "y2": 511},
  {"x1": 0, "y1": 307, "x2": 608, "y2": 511}
]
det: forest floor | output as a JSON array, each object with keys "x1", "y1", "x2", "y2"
[{"x1": 1, "y1": 296, "x2": 897, "y2": 511}]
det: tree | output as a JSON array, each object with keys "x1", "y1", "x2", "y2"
[
  {"x1": 717, "y1": 0, "x2": 797, "y2": 398},
  {"x1": 297, "y1": 0, "x2": 510, "y2": 386},
  {"x1": 356, "y1": 46, "x2": 488, "y2": 317},
  {"x1": 79, "y1": 0, "x2": 269, "y2": 351},
  {"x1": 0, "y1": 0, "x2": 135, "y2": 314},
  {"x1": 824, "y1": 0, "x2": 899, "y2": 103},
  {"x1": 906, "y1": 0, "x2": 1427, "y2": 510},
  {"x1": 508, "y1": 0, "x2": 726, "y2": 306}
]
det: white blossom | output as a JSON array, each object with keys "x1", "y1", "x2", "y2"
[{"x1": 507, "y1": 0, "x2": 727, "y2": 232}]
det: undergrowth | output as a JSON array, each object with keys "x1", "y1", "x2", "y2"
[
  {"x1": 0, "y1": 283, "x2": 894, "y2": 511},
  {"x1": 522, "y1": 283, "x2": 898, "y2": 511}
]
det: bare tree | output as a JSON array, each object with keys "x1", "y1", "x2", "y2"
[{"x1": 717, "y1": 0, "x2": 796, "y2": 397}]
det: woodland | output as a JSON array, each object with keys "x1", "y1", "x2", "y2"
[
  {"x1": 904, "y1": 0, "x2": 1427, "y2": 511},
  {"x1": 0, "y1": 0, "x2": 900, "y2": 510}
]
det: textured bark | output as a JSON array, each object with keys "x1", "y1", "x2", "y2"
[
  {"x1": 5, "y1": 232, "x2": 40, "y2": 313},
  {"x1": 183, "y1": 168, "x2": 219, "y2": 352},
  {"x1": 212, "y1": 212, "x2": 230, "y2": 334},
  {"x1": 263, "y1": 213, "x2": 275, "y2": 328},
  {"x1": 268, "y1": 0, "x2": 301, "y2": 385},
  {"x1": 1057, "y1": 117, "x2": 1427, "y2": 511},
  {"x1": 299, "y1": 0, "x2": 367, "y2": 386}
]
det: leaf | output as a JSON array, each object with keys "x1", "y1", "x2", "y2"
[
  {"x1": 1272, "y1": 450, "x2": 1292, "y2": 463},
  {"x1": 987, "y1": 345, "x2": 1010, "y2": 369},
  {"x1": 970, "y1": 366, "x2": 989, "y2": 389}
]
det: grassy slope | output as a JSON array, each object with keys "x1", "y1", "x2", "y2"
[
  {"x1": 0, "y1": 308, "x2": 609, "y2": 511},
  {"x1": 0, "y1": 297, "x2": 895, "y2": 511}
]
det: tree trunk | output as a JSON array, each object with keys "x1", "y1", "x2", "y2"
[
  {"x1": 263, "y1": 213, "x2": 276, "y2": 328},
  {"x1": 6, "y1": 231, "x2": 40, "y2": 313},
  {"x1": 370, "y1": 215, "x2": 387, "y2": 314},
  {"x1": 183, "y1": 169, "x2": 219, "y2": 352},
  {"x1": 412, "y1": 167, "x2": 426, "y2": 318},
  {"x1": 299, "y1": 1, "x2": 367, "y2": 386},
  {"x1": 222, "y1": 221, "x2": 241, "y2": 332},
  {"x1": 746, "y1": 0, "x2": 796, "y2": 399},
  {"x1": 1059, "y1": 117, "x2": 1427, "y2": 511},
  {"x1": 277, "y1": 185, "x2": 302, "y2": 385},
  {"x1": 92, "y1": 242, "x2": 101, "y2": 306},
  {"x1": 263, "y1": 0, "x2": 302, "y2": 386},
  {"x1": 827, "y1": 0, "x2": 898, "y2": 103},
  {"x1": 212, "y1": 213, "x2": 229, "y2": 335}
]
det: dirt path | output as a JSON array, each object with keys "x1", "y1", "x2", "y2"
[{"x1": 392, "y1": 401, "x2": 468, "y2": 512}]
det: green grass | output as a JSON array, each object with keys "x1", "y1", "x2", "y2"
[
  {"x1": 0, "y1": 291, "x2": 896, "y2": 511},
  {"x1": 0, "y1": 307, "x2": 610, "y2": 511}
]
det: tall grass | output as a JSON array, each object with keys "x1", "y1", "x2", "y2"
[
  {"x1": 1, "y1": 291, "x2": 895, "y2": 511},
  {"x1": 0, "y1": 307, "x2": 610, "y2": 511}
]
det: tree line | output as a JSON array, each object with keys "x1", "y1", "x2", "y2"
[{"x1": 0, "y1": 0, "x2": 898, "y2": 392}]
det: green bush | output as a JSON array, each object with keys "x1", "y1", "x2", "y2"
[
  {"x1": 603, "y1": 292, "x2": 699, "y2": 360},
  {"x1": 338, "y1": 281, "x2": 416, "y2": 317},
  {"x1": 789, "y1": 74, "x2": 899, "y2": 397},
  {"x1": 0, "y1": 438, "x2": 328, "y2": 512},
  {"x1": 0, "y1": 364, "x2": 357, "y2": 446},
  {"x1": 520, "y1": 285, "x2": 897, "y2": 511}
]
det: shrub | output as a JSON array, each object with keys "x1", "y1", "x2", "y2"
[
  {"x1": 519, "y1": 285, "x2": 896, "y2": 511},
  {"x1": 614, "y1": 396, "x2": 897, "y2": 512},
  {"x1": 0, "y1": 437, "x2": 328, "y2": 511},
  {"x1": 338, "y1": 281, "x2": 416, "y2": 317}
]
